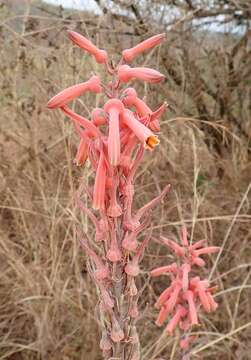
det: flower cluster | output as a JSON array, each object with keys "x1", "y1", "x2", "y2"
[
  {"x1": 151, "y1": 226, "x2": 220, "y2": 350},
  {"x1": 48, "y1": 31, "x2": 168, "y2": 360}
]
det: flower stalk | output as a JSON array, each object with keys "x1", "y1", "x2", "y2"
[{"x1": 47, "y1": 30, "x2": 220, "y2": 359}]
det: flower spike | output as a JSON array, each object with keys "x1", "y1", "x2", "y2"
[
  {"x1": 47, "y1": 30, "x2": 219, "y2": 358},
  {"x1": 151, "y1": 226, "x2": 220, "y2": 349}
]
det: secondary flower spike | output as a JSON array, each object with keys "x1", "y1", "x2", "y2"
[
  {"x1": 151, "y1": 226, "x2": 220, "y2": 350},
  {"x1": 67, "y1": 30, "x2": 108, "y2": 64},
  {"x1": 122, "y1": 33, "x2": 165, "y2": 63}
]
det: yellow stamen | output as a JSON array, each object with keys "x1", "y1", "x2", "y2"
[{"x1": 145, "y1": 135, "x2": 159, "y2": 150}]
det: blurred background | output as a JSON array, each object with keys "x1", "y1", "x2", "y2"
[{"x1": 0, "y1": 0, "x2": 251, "y2": 359}]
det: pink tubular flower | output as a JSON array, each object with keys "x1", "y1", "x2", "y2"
[
  {"x1": 104, "y1": 99, "x2": 124, "y2": 166},
  {"x1": 160, "y1": 236, "x2": 185, "y2": 257},
  {"x1": 122, "y1": 109, "x2": 159, "y2": 150},
  {"x1": 190, "y1": 277, "x2": 211, "y2": 313},
  {"x1": 150, "y1": 262, "x2": 178, "y2": 277},
  {"x1": 181, "y1": 263, "x2": 191, "y2": 291},
  {"x1": 118, "y1": 65, "x2": 165, "y2": 84},
  {"x1": 122, "y1": 88, "x2": 152, "y2": 116},
  {"x1": 67, "y1": 30, "x2": 108, "y2": 64},
  {"x1": 47, "y1": 75, "x2": 102, "y2": 109},
  {"x1": 61, "y1": 105, "x2": 101, "y2": 138},
  {"x1": 93, "y1": 149, "x2": 106, "y2": 210},
  {"x1": 122, "y1": 88, "x2": 167, "y2": 132},
  {"x1": 74, "y1": 138, "x2": 89, "y2": 166},
  {"x1": 166, "y1": 305, "x2": 187, "y2": 335},
  {"x1": 155, "y1": 285, "x2": 174, "y2": 309},
  {"x1": 155, "y1": 282, "x2": 181, "y2": 326},
  {"x1": 183, "y1": 290, "x2": 198, "y2": 325},
  {"x1": 122, "y1": 33, "x2": 165, "y2": 63}
]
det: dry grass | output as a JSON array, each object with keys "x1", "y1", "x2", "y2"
[{"x1": 0, "y1": 1, "x2": 251, "y2": 359}]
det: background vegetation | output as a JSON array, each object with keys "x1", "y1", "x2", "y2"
[{"x1": 0, "y1": 0, "x2": 250, "y2": 359}]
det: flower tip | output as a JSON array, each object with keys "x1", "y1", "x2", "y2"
[
  {"x1": 155, "y1": 33, "x2": 166, "y2": 44},
  {"x1": 124, "y1": 87, "x2": 137, "y2": 98},
  {"x1": 145, "y1": 135, "x2": 160, "y2": 150},
  {"x1": 67, "y1": 29, "x2": 76, "y2": 39},
  {"x1": 104, "y1": 98, "x2": 124, "y2": 113},
  {"x1": 88, "y1": 75, "x2": 102, "y2": 93},
  {"x1": 95, "y1": 49, "x2": 108, "y2": 64},
  {"x1": 47, "y1": 97, "x2": 60, "y2": 109},
  {"x1": 47, "y1": 100, "x2": 53, "y2": 109},
  {"x1": 150, "y1": 270, "x2": 156, "y2": 277}
]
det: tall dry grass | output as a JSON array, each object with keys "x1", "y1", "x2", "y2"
[{"x1": 0, "y1": 1, "x2": 251, "y2": 359}]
